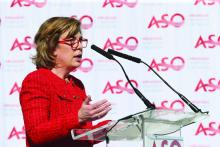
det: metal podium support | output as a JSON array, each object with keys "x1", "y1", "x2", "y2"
[{"x1": 140, "y1": 115, "x2": 146, "y2": 147}]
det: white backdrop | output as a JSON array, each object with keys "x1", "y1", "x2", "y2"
[{"x1": 0, "y1": 0, "x2": 220, "y2": 147}]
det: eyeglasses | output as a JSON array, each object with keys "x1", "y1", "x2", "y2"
[{"x1": 58, "y1": 37, "x2": 88, "y2": 50}]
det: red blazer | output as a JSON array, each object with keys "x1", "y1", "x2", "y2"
[{"x1": 20, "y1": 68, "x2": 93, "y2": 147}]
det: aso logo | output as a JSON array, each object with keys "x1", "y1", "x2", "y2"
[
  {"x1": 73, "y1": 58, "x2": 93, "y2": 73},
  {"x1": 147, "y1": 56, "x2": 185, "y2": 72},
  {"x1": 195, "y1": 34, "x2": 220, "y2": 48},
  {"x1": 195, "y1": 121, "x2": 220, "y2": 136},
  {"x1": 102, "y1": 0, "x2": 138, "y2": 8},
  {"x1": 103, "y1": 36, "x2": 138, "y2": 51},
  {"x1": 10, "y1": 0, "x2": 47, "y2": 8},
  {"x1": 195, "y1": 78, "x2": 220, "y2": 92},
  {"x1": 194, "y1": 0, "x2": 220, "y2": 5},
  {"x1": 157, "y1": 99, "x2": 185, "y2": 111},
  {"x1": 8, "y1": 126, "x2": 25, "y2": 140},
  {"x1": 153, "y1": 140, "x2": 182, "y2": 147},
  {"x1": 71, "y1": 15, "x2": 93, "y2": 30},
  {"x1": 147, "y1": 13, "x2": 185, "y2": 29},
  {"x1": 102, "y1": 80, "x2": 138, "y2": 94},
  {"x1": 9, "y1": 82, "x2": 21, "y2": 95},
  {"x1": 10, "y1": 36, "x2": 34, "y2": 51}
]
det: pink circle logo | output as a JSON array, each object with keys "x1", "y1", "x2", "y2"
[{"x1": 71, "y1": 15, "x2": 93, "y2": 30}]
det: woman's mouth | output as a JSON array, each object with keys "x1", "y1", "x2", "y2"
[{"x1": 74, "y1": 54, "x2": 82, "y2": 62}]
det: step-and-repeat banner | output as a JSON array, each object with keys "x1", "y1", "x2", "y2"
[{"x1": 0, "y1": 0, "x2": 220, "y2": 146}]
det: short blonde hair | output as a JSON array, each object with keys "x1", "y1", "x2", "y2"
[{"x1": 32, "y1": 17, "x2": 81, "y2": 69}]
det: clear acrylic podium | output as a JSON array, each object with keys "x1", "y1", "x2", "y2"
[{"x1": 71, "y1": 108, "x2": 209, "y2": 147}]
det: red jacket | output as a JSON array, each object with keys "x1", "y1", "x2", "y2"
[{"x1": 20, "y1": 68, "x2": 93, "y2": 147}]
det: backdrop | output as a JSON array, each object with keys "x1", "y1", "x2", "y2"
[{"x1": 0, "y1": 0, "x2": 220, "y2": 146}]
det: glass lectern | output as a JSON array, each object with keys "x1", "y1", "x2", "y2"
[{"x1": 71, "y1": 108, "x2": 209, "y2": 147}]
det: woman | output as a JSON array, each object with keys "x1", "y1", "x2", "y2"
[{"x1": 20, "y1": 17, "x2": 112, "y2": 147}]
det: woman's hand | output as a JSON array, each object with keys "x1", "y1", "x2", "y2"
[{"x1": 78, "y1": 96, "x2": 112, "y2": 123}]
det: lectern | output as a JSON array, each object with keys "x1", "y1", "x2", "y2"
[{"x1": 71, "y1": 108, "x2": 209, "y2": 147}]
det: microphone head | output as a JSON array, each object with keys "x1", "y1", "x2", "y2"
[
  {"x1": 91, "y1": 44, "x2": 97, "y2": 50},
  {"x1": 91, "y1": 45, "x2": 115, "y2": 60}
]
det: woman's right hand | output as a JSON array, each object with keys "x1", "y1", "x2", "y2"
[{"x1": 78, "y1": 96, "x2": 112, "y2": 123}]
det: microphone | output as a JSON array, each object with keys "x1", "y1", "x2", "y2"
[
  {"x1": 107, "y1": 49, "x2": 207, "y2": 113},
  {"x1": 90, "y1": 44, "x2": 155, "y2": 109},
  {"x1": 91, "y1": 45, "x2": 115, "y2": 60},
  {"x1": 108, "y1": 49, "x2": 141, "y2": 63}
]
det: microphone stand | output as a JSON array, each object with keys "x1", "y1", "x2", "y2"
[
  {"x1": 90, "y1": 45, "x2": 155, "y2": 109},
  {"x1": 141, "y1": 60, "x2": 208, "y2": 113},
  {"x1": 108, "y1": 48, "x2": 208, "y2": 114},
  {"x1": 113, "y1": 59, "x2": 155, "y2": 109}
]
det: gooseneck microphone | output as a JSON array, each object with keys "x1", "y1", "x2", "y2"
[
  {"x1": 91, "y1": 45, "x2": 115, "y2": 60},
  {"x1": 107, "y1": 49, "x2": 208, "y2": 114},
  {"x1": 91, "y1": 44, "x2": 155, "y2": 109}
]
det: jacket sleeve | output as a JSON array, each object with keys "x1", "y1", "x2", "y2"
[{"x1": 19, "y1": 73, "x2": 81, "y2": 145}]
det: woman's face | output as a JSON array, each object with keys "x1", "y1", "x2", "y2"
[{"x1": 53, "y1": 32, "x2": 83, "y2": 71}]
